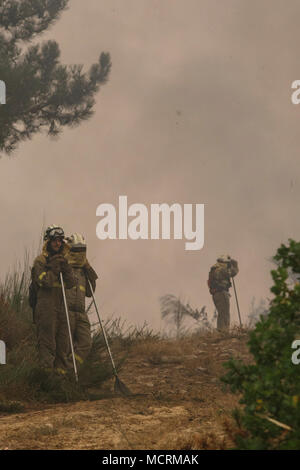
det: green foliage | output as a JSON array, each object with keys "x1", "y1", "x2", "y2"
[
  {"x1": 0, "y1": 253, "x2": 34, "y2": 350},
  {"x1": 0, "y1": 0, "x2": 69, "y2": 41},
  {"x1": 0, "y1": 0, "x2": 111, "y2": 153},
  {"x1": 222, "y1": 239, "x2": 300, "y2": 449}
]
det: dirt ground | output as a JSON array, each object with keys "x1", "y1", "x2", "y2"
[{"x1": 0, "y1": 330, "x2": 251, "y2": 450}]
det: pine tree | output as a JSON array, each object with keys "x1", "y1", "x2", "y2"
[{"x1": 0, "y1": 0, "x2": 111, "y2": 154}]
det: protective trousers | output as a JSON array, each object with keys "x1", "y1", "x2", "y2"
[
  {"x1": 32, "y1": 242, "x2": 76, "y2": 370},
  {"x1": 35, "y1": 290, "x2": 71, "y2": 370},
  {"x1": 69, "y1": 311, "x2": 92, "y2": 363},
  {"x1": 212, "y1": 291, "x2": 230, "y2": 330}
]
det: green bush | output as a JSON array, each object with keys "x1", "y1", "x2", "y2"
[{"x1": 222, "y1": 239, "x2": 300, "y2": 449}]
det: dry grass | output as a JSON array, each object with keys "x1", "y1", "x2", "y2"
[
  {"x1": 167, "y1": 431, "x2": 228, "y2": 450},
  {"x1": 133, "y1": 339, "x2": 186, "y2": 365},
  {"x1": 0, "y1": 326, "x2": 252, "y2": 449}
]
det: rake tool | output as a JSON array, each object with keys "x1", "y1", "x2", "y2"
[
  {"x1": 60, "y1": 272, "x2": 78, "y2": 382},
  {"x1": 87, "y1": 278, "x2": 131, "y2": 396}
]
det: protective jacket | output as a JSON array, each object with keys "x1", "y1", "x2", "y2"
[
  {"x1": 208, "y1": 259, "x2": 239, "y2": 294},
  {"x1": 33, "y1": 242, "x2": 75, "y2": 290},
  {"x1": 64, "y1": 256, "x2": 97, "y2": 313},
  {"x1": 64, "y1": 250, "x2": 98, "y2": 364},
  {"x1": 32, "y1": 241, "x2": 76, "y2": 369}
]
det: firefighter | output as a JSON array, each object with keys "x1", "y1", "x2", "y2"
[
  {"x1": 65, "y1": 233, "x2": 98, "y2": 365},
  {"x1": 32, "y1": 225, "x2": 75, "y2": 371},
  {"x1": 208, "y1": 255, "x2": 239, "y2": 330}
]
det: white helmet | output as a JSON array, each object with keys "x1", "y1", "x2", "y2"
[
  {"x1": 217, "y1": 254, "x2": 231, "y2": 263},
  {"x1": 67, "y1": 233, "x2": 86, "y2": 251},
  {"x1": 44, "y1": 225, "x2": 64, "y2": 241}
]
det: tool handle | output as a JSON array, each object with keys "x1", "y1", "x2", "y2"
[
  {"x1": 231, "y1": 276, "x2": 242, "y2": 327},
  {"x1": 60, "y1": 272, "x2": 78, "y2": 382},
  {"x1": 87, "y1": 278, "x2": 118, "y2": 376}
]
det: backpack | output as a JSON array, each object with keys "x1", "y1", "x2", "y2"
[
  {"x1": 207, "y1": 264, "x2": 231, "y2": 294},
  {"x1": 207, "y1": 266, "x2": 217, "y2": 294}
]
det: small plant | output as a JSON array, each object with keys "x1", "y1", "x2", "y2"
[
  {"x1": 90, "y1": 315, "x2": 160, "y2": 347},
  {"x1": 0, "y1": 252, "x2": 34, "y2": 351},
  {"x1": 160, "y1": 294, "x2": 212, "y2": 338},
  {"x1": 247, "y1": 297, "x2": 268, "y2": 328}
]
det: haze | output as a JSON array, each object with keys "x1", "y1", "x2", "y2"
[{"x1": 1, "y1": 0, "x2": 300, "y2": 331}]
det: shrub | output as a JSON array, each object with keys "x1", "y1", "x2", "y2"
[{"x1": 222, "y1": 239, "x2": 300, "y2": 449}]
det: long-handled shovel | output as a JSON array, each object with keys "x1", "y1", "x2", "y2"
[
  {"x1": 60, "y1": 272, "x2": 78, "y2": 382},
  {"x1": 231, "y1": 277, "x2": 242, "y2": 327},
  {"x1": 87, "y1": 278, "x2": 131, "y2": 396}
]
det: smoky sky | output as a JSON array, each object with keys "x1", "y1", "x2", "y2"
[{"x1": 1, "y1": 0, "x2": 300, "y2": 330}]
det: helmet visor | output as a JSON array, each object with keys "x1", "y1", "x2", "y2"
[{"x1": 48, "y1": 228, "x2": 64, "y2": 239}]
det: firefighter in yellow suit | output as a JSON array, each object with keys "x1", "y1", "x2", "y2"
[
  {"x1": 65, "y1": 233, "x2": 98, "y2": 366},
  {"x1": 32, "y1": 225, "x2": 76, "y2": 371},
  {"x1": 208, "y1": 255, "x2": 239, "y2": 330}
]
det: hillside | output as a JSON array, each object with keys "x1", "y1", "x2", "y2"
[{"x1": 0, "y1": 329, "x2": 251, "y2": 450}]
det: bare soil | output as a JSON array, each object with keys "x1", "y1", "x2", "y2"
[{"x1": 0, "y1": 329, "x2": 251, "y2": 450}]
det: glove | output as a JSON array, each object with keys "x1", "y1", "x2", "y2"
[
  {"x1": 84, "y1": 261, "x2": 98, "y2": 281},
  {"x1": 60, "y1": 257, "x2": 70, "y2": 275},
  {"x1": 84, "y1": 261, "x2": 98, "y2": 296},
  {"x1": 48, "y1": 255, "x2": 65, "y2": 275}
]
